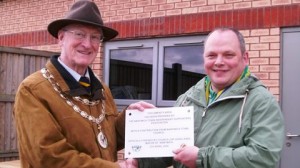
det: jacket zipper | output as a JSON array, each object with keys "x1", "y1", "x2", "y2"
[
  {"x1": 202, "y1": 108, "x2": 207, "y2": 117},
  {"x1": 202, "y1": 95, "x2": 245, "y2": 117}
]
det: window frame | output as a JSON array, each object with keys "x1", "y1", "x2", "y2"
[
  {"x1": 157, "y1": 36, "x2": 205, "y2": 106},
  {"x1": 104, "y1": 35, "x2": 206, "y2": 107},
  {"x1": 104, "y1": 39, "x2": 158, "y2": 106}
]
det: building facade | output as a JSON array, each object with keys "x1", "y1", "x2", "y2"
[{"x1": 1, "y1": 0, "x2": 300, "y2": 166}]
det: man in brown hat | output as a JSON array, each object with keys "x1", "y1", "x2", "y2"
[{"x1": 14, "y1": 0, "x2": 151, "y2": 167}]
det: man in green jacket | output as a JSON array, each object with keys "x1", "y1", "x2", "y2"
[{"x1": 132, "y1": 27, "x2": 284, "y2": 168}]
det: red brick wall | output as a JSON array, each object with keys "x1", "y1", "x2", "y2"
[
  {"x1": 105, "y1": 4, "x2": 300, "y2": 40},
  {"x1": 1, "y1": 4, "x2": 299, "y2": 46}
]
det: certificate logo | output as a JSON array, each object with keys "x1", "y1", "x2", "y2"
[{"x1": 132, "y1": 145, "x2": 142, "y2": 152}]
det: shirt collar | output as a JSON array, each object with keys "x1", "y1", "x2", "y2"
[{"x1": 58, "y1": 57, "x2": 90, "y2": 81}]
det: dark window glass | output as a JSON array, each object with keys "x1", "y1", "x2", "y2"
[
  {"x1": 163, "y1": 44, "x2": 205, "y2": 100},
  {"x1": 109, "y1": 48, "x2": 153, "y2": 100}
]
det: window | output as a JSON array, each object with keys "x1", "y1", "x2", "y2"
[{"x1": 104, "y1": 36, "x2": 206, "y2": 107}]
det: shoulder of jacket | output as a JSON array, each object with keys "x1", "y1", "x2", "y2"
[{"x1": 20, "y1": 70, "x2": 46, "y2": 88}]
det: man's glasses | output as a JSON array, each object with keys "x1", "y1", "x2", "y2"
[{"x1": 64, "y1": 29, "x2": 104, "y2": 44}]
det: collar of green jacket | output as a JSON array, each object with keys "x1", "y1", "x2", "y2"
[{"x1": 178, "y1": 74, "x2": 266, "y2": 133}]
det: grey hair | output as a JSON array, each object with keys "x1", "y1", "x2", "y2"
[{"x1": 204, "y1": 27, "x2": 246, "y2": 55}]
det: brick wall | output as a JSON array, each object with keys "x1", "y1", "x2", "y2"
[
  {"x1": 1, "y1": 0, "x2": 300, "y2": 98},
  {"x1": 99, "y1": 0, "x2": 299, "y2": 22},
  {"x1": 244, "y1": 28, "x2": 281, "y2": 100}
]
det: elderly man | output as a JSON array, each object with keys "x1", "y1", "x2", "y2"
[
  {"x1": 133, "y1": 27, "x2": 284, "y2": 168},
  {"x1": 13, "y1": 0, "x2": 150, "y2": 167}
]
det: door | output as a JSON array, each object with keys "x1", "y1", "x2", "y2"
[{"x1": 280, "y1": 27, "x2": 300, "y2": 168}]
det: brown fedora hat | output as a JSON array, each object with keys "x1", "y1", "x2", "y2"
[{"x1": 47, "y1": 0, "x2": 118, "y2": 42}]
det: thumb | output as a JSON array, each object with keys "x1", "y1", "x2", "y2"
[{"x1": 173, "y1": 147, "x2": 184, "y2": 154}]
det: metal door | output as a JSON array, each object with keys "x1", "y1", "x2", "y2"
[{"x1": 280, "y1": 27, "x2": 300, "y2": 168}]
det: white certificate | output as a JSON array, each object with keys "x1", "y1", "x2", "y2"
[{"x1": 125, "y1": 106, "x2": 194, "y2": 158}]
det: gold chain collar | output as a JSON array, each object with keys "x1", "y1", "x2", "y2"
[{"x1": 41, "y1": 68, "x2": 105, "y2": 125}]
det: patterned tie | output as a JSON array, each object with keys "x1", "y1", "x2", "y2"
[{"x1": 79, "y1": 76, "x2": 91, "y2": 93}]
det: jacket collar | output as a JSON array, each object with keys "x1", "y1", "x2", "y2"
[
  {"x1": 48, "y1": 55, "x2": 105, "y2": 100},
  {"x1": 186, "y1": 75, "x2": 262, "y2": 106}
]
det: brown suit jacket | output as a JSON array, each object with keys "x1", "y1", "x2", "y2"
[{"x1": 13, "y1": 56, "x2": 125, "y2": 168}]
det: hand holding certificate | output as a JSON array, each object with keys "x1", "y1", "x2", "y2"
[{"x1": 125, "y1": 106, "x2": 194, "y2": 158}]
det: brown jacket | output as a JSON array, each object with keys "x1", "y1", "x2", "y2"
[{"x1": 13, "y1": 56, "x2": 125, "y2": 168}]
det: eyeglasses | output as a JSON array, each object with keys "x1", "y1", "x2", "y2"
[{"x1": 64, "y1": 29, "x2": 104, "y2": 44}]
